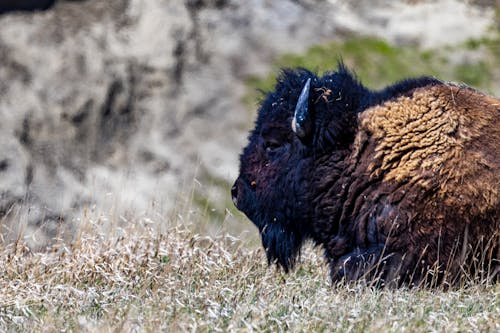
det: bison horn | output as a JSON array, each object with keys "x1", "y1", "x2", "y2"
[{"x1": 292, "y1": 78, "x2": 312, "y2": 138}]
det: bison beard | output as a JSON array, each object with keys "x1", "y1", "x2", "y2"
[
  {"x1": 233, "y1": 64, "x2": 499, "y2": 287},
  {"x1": 260, "y1": 222, "x2": 303, "y2": 272}
]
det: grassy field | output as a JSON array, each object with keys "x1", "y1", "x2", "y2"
[{"x1": 0, "y1": 216, "x2": 498, "y2": 332}]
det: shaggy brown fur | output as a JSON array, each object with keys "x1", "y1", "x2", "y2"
[{"x1": 332, "y1": 84, "x2": 500, "y2": 284}]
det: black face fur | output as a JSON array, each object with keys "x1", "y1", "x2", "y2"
[{"x1": 232, "y1": 66, "x2": 370, "y2": 270}]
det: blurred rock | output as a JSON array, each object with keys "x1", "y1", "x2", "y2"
[{"x1": 0, "y1": 0, "x2": 495, "y2": 248}]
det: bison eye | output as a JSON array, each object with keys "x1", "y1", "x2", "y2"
[{"x1": 264, "y1": 140, "x2": 281, "y2": 153}]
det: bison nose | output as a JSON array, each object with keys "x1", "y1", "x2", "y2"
[
  {"x1": 232, "y1": 178, "x2": 253, "y2": 208},
  {"x1": 232, "y1": 178, "x2": 247, "y2": 207},
  {"x1": 231, "y1": 183, "x2": 239, "y2": 206}
]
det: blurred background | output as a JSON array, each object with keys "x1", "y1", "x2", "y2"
[{"x1": 0, "y1": 0, "x2": 498, "y2": 249}]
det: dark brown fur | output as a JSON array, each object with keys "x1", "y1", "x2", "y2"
[{"x1": 324, "y1": 84, "x2": 499, "y2": 285}]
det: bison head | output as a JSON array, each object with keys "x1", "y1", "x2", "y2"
[{"x1": 232, "y1": 65, "x2": 369, "y2": 271}]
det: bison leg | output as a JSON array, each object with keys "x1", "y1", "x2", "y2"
[
  {"x1": 330, "y1": 245, "x2": 414, "y2": 287},
  {"x1": 330, "y1": 245, "x2": 382, "y2": 282}
]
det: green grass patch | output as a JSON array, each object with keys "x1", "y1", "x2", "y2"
[{"x1": 245, "y1": 36, "x2": 500, "y2": 108}]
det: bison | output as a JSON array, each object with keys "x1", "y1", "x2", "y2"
[{"x1": 232, "y1": 64, "x2": 499, "y2": 286}]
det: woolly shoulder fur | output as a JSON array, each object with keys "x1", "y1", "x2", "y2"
[{"x1": 359, "y1": 83, "x2": 499, "y2": 220}]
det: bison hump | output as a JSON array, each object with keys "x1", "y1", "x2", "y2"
[{"x1": 358, "y1": 83, "x2": 500, "y2": 217}]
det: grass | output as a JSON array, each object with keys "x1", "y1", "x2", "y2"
[{"x1": 0, "y1": 216, "x2": 498, "y2": 332}]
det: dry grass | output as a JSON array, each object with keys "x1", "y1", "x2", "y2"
[{"x1": 0, "y1": 215, "x2": 498, "y2": 332}]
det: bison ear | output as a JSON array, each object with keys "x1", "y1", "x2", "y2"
[{"x1": 291, "y1": 78, "x2": 313, "y2": 139}]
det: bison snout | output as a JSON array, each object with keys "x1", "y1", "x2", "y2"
[
  {"x1": 231, "y1": 183, "x2": 239, "y2": 206},
  {"x1": 231, "y1": 178, "x2": 252, "y2": 208},
  {"x1": 231, "y1": 179, "x2": 242, "y2": 207}
]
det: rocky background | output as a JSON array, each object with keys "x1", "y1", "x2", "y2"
[{"x1": 0, "y1": 0, "x2": 498, "y2": 248}]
